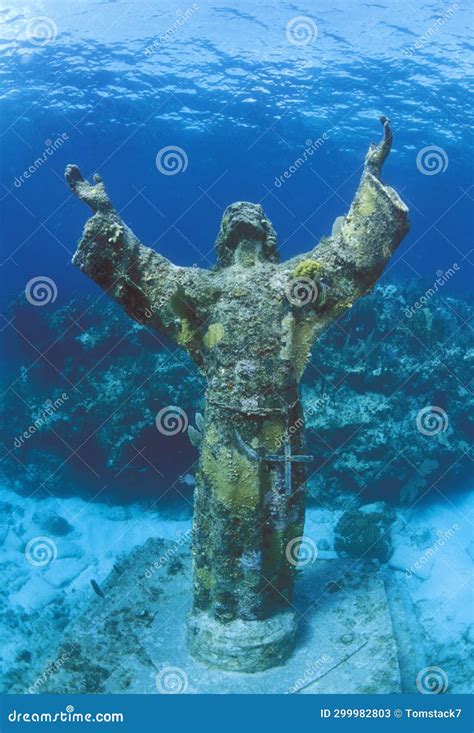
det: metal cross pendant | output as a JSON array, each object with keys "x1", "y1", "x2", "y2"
[
  {"x1": 235, "y1": 431, "x2": 313, "y2": 496},
  {"x1": 264, "y1": 438, "x2": 313, "y2": 496}
]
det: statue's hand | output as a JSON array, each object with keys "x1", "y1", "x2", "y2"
[
  {"x1": 65, "y1": 164, "x2": 114, "y2": 214},
  {"x1": 364, "y1": 115, "x2": 393, "y2": 177}
]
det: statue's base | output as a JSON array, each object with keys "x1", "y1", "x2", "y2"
[
  {"x1": 187, "y1": 610, "x2": 297, "y2": 672},
  {"x1": 32, "y1": 537, "x2": 423, "y2": 694}
]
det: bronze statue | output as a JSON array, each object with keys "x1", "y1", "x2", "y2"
[{"x1": 65, "y1": 116, "x2": 409, "y2": 671}]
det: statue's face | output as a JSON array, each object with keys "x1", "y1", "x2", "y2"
[
  {"x1": 215, "y1": 201, "x2": 278, "y2": 267},
  {"x1": 221, "y1": 202, "x2": 267, "y2": 243}
]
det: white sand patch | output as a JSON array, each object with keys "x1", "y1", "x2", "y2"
[{"x1": 0, "y1": 484, "x2": 191, "y2": 690}]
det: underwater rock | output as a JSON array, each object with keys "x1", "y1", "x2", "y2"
[
  {"x1": 464, "y1": 624, "x2": 474, "y2": 646},
  {"x1": 51, "y1": 540, "x2": 84, "y2": 560},
  {"x1": 0, "y1": 484, "x2": 194, "y2": 693},
  {"x1": 334, "y1": 501, "x2": 396, "y2": 562},
  {"x1": 31, "y1": 511, "x2": 73, "y2": 537},
  {"x1": 3, "y1": 527, "x2": 23, "y2": 552},
  {"x1": 0, "y1": 501, "x2": 19, "y2": 522}
]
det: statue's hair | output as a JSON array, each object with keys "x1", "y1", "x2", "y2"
[{"x1": 214, "y1": 203, "x2": 279, "y2": 268}]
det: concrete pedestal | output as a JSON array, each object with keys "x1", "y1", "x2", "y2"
[
  {"x1": 33, "y1": 537, "x2": 414, "y2": 694},
  {"x1": 188, "y1": 609, "x2": 297, "y2": 672}
]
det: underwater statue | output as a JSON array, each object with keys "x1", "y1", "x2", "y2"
[{"x1": 65, "y1": 117, "x2": 409, "y2": 672}]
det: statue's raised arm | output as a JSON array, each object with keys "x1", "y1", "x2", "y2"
[
  {"x1": 280, "y1": 116, "x2": 409, "y2": 333},
  {"x1": 65, "y1": 165, "x2": 216, "y2": 363}
]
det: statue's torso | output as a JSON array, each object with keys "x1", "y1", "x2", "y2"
[{"x1": 198, "y1": 262, "x2": 312, "y2": 415}]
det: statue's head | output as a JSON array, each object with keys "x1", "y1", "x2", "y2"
[{"x1": 215, "y1": 202, "x2": 278, "y2": 267}]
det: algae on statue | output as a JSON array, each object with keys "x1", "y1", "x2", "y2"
[{"x1": 65, "y1": 117, "x2": 409, "y2": 672}]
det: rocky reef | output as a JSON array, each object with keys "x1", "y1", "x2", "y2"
[
  {"x1": 303, "y1": 282, "x2": 472, "y2": 505},
  {"x1": 1, "y1": 281, "x2": 472, "y2": 506}
]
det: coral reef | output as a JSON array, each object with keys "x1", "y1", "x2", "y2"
[{"x1": 1, "y1": 295, "x2": 204, "y2": 499}]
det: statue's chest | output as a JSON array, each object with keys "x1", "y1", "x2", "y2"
[
  {"x1": 207, "y1": 288, "x2": 287, "y2": 351},
  {"x1": 211, "y1": 277, "x2": 288, "y2": 329},
  {"x1": 201, "y1": 267, "x2": 318, "y2": 382},
  {"x1": 201, "y1": 276, "x2": 312, "y2": 410}
]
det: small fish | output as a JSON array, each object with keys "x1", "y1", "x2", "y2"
[
  {"x1": 234, "y1": 430, "x2": 258, "y2": 461},
  {"x1": 179, "y1": 473, "x2": 195, "y2": 487},
  {"x1": 331, "y1": 215, "x2": 345, "y2": 237},
  {"x1": 90, "y1": 579, "x2": 105, "y2": 598}
]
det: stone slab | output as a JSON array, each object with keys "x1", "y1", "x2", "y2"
[
  {"x1": 382, "y1": 567, "x2": 427, "y2": 693},
  {"x1": 34, "y1": 538, "x2": 403, "y2": 694}
]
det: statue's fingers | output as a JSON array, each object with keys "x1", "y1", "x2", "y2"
[
  {"x1": 65, "y1": 164, "x2": 86, "y2": 192},
  {"x1": 65, "y1": 166, "x2": 113, "y2": 213},
  {"x1": 380, "y1": 115, "x2": 392, "y2": 146}
]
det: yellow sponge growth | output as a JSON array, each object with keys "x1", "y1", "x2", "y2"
[
  {"x1": 291, "y1": 259, "x2": 324, "y2": 281},
  {"x1": 203, "y1": 322, "x2": 225, "y2": 348}
]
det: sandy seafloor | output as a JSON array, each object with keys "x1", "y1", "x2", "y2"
[{"x1": 1, "y1": 482, "x2": 472, "y2": 694}]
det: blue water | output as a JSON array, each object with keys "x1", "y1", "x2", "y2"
[{"x1": 1, "y1": 0, "x2": 473, "y2": 313}]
